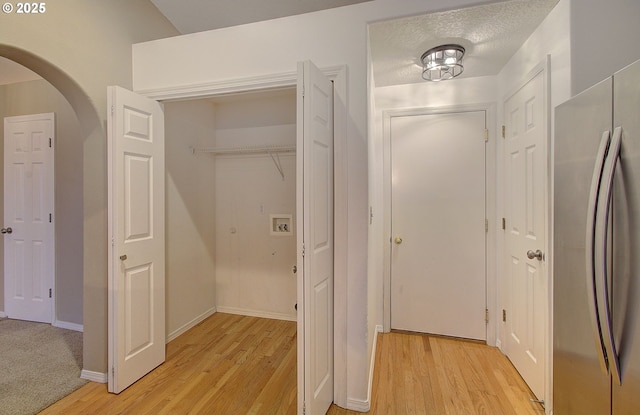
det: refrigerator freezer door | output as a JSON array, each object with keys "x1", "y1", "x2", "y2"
[
  {"x1": 554, "y1": 77, "x2": 612, "y2": 415},
  {"x1": 612, "y1": 58, "x2": 640, "y2": 415}
]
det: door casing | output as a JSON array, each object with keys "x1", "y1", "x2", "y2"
[
  {"x1": 499, "y1": 57, "x2": 551, "y2": 407},
  {"x1": 133, "y1": 66, "x2": 350, "y2": 408},
  {"x1": 3, "y1": 112, "x2": 55, "y2": 324},
  {"x1": 382, "y1": 103, "x2": 497, "y2": 346}
]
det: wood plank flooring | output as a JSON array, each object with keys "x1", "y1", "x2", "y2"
[
  {"x1": 40, "y1": 313, "x2": 297, "y2": 415},
  {"x1": 40, "y1": 314, "x2": 542, "y2": 415},
  {"x1": 327, "y1": 331, "x2": 543, "y2": 415}
]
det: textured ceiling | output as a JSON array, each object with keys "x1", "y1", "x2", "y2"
[
  {"x1": 151, "y1": 0, "x2": 372, "y2": 34},
  {"x1": 369, "y1": 0, "x2": 559, "y2": 87}
]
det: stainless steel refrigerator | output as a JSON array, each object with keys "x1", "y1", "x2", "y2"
[{"x1": 554, "y1": 58, "x2": 640, "y2": 414}]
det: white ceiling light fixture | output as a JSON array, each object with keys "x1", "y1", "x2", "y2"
[{"x1": 421, "y1": 44, "x2": 465, "y2": 81}]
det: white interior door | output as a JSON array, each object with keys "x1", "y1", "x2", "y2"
[
  {"x1": 503, "y1": 68, "x2": 547, "y2": 400},
  {"x1": 3, "y1": 113, "x2": 54, "y2": 323},
  {"x1": 390, "y1": 111, "x2": 486, "y2": 340},
  {"x1": 297, "y1": 60, "x2": 334, "y2": 415},
  {"x1": 108, "y1": 86, "x2": 165, "y2": 394}
]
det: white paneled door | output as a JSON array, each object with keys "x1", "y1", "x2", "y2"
[
  {"x1": 503, "y1": 68, "x2": 547, "y2": 401},
  {"x1": 108, "y1": 86, "x2": 165, "y2": 394},
  {"x1": 297, "y1": 60, "x2": 334, "y2": 415},
  {"x1": 390, "y1": 111, "x2": 487, "y2": 340},
  {"x1": 3, "y1": 113, "x2": 54, "y2": 323}
]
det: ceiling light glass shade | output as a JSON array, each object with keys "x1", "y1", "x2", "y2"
[{"x1": 421, "y1": 44, "x2": 465, "y2": 81}]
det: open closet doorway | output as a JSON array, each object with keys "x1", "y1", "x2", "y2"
[{"x1": 109, "y1": 62, "x2": 345, "y2": 414}]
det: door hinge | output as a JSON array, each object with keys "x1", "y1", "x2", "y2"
[
  {"x1": 302, "y1": 243, "x2": 306, "y2": 258},
  {"x1": 501, "y1": 125, "x2": 506, "y2": 138},
  {"x1": 49, "y1": 288, "x2": 52, "y2": 298},
  {"x1": 303, "y1": 402, "x2": 306, "y2": 415},
  {"x1": 369, "y1": 206, "x2": 373, "y2": 225},
  {"x1": 485, "y1": 308, "x2": 489, "y2": 323},
  {"x1": 503, "y1": 309, "x2": 507, "y2": 322},
  {"x1": 501, "y1": 217, "x2": 506, "y2": 230},
  {"x1": 484, "y1": 129, "x2": 489, "y2": 142},
  {"x1": 485, "y1": 219, "x2": 489, "y2": 233},
  {"x1": 49, "y1": 213, "x2": 52, "y2": 223},
  {"x1": 111, "y1": 105, "x2": 114, "y2": 116},
  {"x1": 49, "y1": 138, "x2": 52, "y2": 148}
]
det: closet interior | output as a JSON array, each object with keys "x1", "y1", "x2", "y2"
[{"x1": 164, "y1": 87, "x2": 298, "y2": 338}]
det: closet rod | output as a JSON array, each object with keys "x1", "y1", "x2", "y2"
[{"x1": 190, "y1": 145, "x2": 296, "y2": 155}]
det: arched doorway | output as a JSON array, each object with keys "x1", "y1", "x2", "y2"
[{"x1": 0, "y1": 44, "x2": 101, "y2": 377}]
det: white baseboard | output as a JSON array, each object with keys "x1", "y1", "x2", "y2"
[
  {"x1": 0, "y1": 311, "x2": 6, "y2": 318},
  {"x1": 53, "y1": 320, "x2": 83, "y2": 332},
  {"x1": 345, "y1": 324, "x2": 382, "y2": 413},
  {"x1": 81, "y1": 370, "x2": 107, "y2": 383},
  {"x1": 216, "y1": 306, "x2": 297, "y2": 322},
  {"x1": 496, "y1": 338, "x2": 503, "y2": 351},
  {"x1": 166, "y1": 306, "x2": 217, "y2": 343},
  {"x1": 347, "y1": 398, "x2": 370, "y2": 412}
]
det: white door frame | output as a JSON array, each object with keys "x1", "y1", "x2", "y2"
[
  {"x1": 134, "y1": 65, "x2": 349, "y2": 408},
  {"x1": 498, "y1": 57, "x2": 551, "y2": 409},
  {"x1": 3, "y1": 112, "x2": 55, "y2": 324},
  {"x1": 382, "y1": 104, "x2": 497, "y2": 346}
]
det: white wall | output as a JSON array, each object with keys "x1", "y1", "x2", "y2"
[
  {"x1": 164, "y1": 99, "x2": 217, "y2": 339},
  {"x1": 570, "y1": 0, "x2": 640, "y2": 96},
  {"x1": 213, "y1": 91, "x2": 297, "y2": 320}
]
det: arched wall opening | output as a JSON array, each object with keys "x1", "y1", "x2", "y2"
[{"x1": 0, "y1": 44, "x2": 103, "y2": 370}]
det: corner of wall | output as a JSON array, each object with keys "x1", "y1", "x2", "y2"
[{"x1": 347, "y1": 324, "x2": 382, "y2": 413}]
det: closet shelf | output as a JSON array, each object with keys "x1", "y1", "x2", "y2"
[
  {"x1": 190, "y1": 144, "x2": 295, "y2": 180},
  {"x1": 190, "y1": 145, "x2": 296, "y2": 155}
]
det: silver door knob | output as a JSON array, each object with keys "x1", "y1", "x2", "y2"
[
  {"x1": 394, "y1": 237, "x2": 403, "y2": 245},
  {"x1": 527, "y1": 249, "x2": 543, "y2": 261},
  {"x1": 1, "y1": 227, "x2": 12, "y2": 234}
]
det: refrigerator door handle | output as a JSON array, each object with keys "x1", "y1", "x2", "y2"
[
  {"x1": 595, "y1": 126, "x2": 623, "y2": 385},
  {"x1": 585, "y1": 130, "x2": 612, "y2": 375}
]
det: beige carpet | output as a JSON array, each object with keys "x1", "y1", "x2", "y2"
[{"x1": 0, "y1": 318, "x2": 87, "y2": 415}]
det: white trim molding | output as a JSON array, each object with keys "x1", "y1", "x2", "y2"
[
  {"x1": 136, "y1": 66, "x2": 346, "y2": 102},
  {"x1": 53, "y1": 320, "x2": 83, "y2": 332},
  {"x1": 347, "y1": 324, "x2": 382, "y2": 412},
  {"x1": 215, "y1": 306, "x2": 296, "y2": 323},
  {"x1": 81, "y1": 370, "x2": 107, "y2": 383},
  {"x1": 166, "y1": 307, "x2": 217, "y2": 343},
  {"x1": 0, "y1": 311, "x2": 7, "y2": 318},
  {"x1": 136, "y1": 64, "x2": 350, "y2": 410},
  {"x1": 381, "y1": 103, "x2": 498, "y2": 347}
]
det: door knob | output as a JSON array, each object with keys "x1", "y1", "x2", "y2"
[
  {"x1": 527, "y1": 249, "x2": 543, "y2": 261},
  {"x1": 120, "y1": 255, "x2": 127, "y2": 261},
  {"x1": 394, "y1": 236, "x2": 403, "y2": 245},
  {"x1": 1, "y1": 227, "x2": 12, "y2": 234}
]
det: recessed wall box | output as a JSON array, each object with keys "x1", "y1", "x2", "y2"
[{"x1": 270, "y1": 214, "x2": 293, "y2": 236}]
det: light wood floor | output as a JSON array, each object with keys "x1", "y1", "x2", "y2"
[{"x1": 41, "y1": 314, "x2": 542, "y2": 415}]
